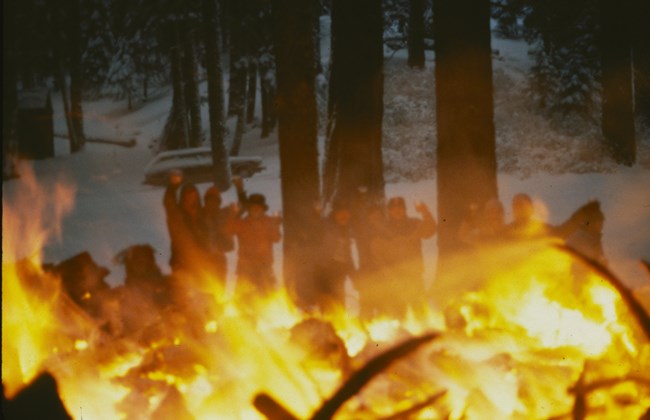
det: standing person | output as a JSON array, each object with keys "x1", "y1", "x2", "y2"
[
  {"x1": 229, "y1": 193, "x2": 282, "y2": 295},
  {"x1": 373, "y1": 197, "x2": 437, "y2": 317},
  {"x1": 202, "y1": 186, "x2": 236, "y2": 281},
  {"x1": 459, "y1": 198, "x2": 505, "y2": 246},
  {"x1": 565, "y1": 200, "x2": 607, "y2": 266},
  {"x1": 313, "y1": 199, "x2": 356, "y2": 313},
  {"x1": 163, "y1": 170, "x2": 210, "y2": 275},
  {"x1": 353, "y1": 202, "x2": 387, "y2": 318},
  {"x1": 504, "y1": 193, "x2": 548, "y2": 239}
]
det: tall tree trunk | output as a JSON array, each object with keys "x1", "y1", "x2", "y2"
[
  {"x1": 229, "y1": 104, "x2": 247, "y2": 156},
  {"x1": 202, "y1": 0, "x2": 231, "y2": 191},
  {"x1": 632, "y1": 0, "x2": 650, "y2": 125},
  {"x1": 227, "y1": 1, "x2": 248, "y2": 118},
  {"x1": 632, "y1": 0, "x2": 650, "y2": 123},
  {"x1": 408, "y1": 0, "x2": 426, "y2": 69},
  {"x1": 259, "y1": 52, "x2": 276, "y2": 138},
  {"x1": 313, "y1": 0, "x2": 323, "y2": 74},
  {"x1": 246, "y1": 59, "x2": 257, "y2": 124},
  {"x1": 220, "y1": 0, "x2": 230, "y2": 51},
  {"x1": 3, "y1": 0, "x2": 18, "y2": 177},
  {"x1": 183, "y1": 25, "x2": 203, "y2": 148},
  {"x1": 272, "y1": 0, "x2": 321, "y2": 301},
  {"x1": 600, "y1": 0, "x2": 636, "y2": 166},
  {"x1": 51, "y1": 3, "x2": 79, "y2": 154},
  {"x1": 326, "y1": 0, "x2": 384, "y2": 204},
  {"x1": 68, "y1": 0, "x2": 85, "y2": 152},
  {"x1": 434, "y1": 0, "x2": 498, "y2": 257},
  {"x1": 163, "y1": 22, "x2": 190, "y2": 150}
]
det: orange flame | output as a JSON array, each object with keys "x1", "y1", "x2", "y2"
[{"x1": 3, "y1": 170, "x2": 649, "y2": 419}]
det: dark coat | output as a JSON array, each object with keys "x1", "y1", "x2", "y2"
[{"x1": 163, "y1": 184, "x2": 210, "y2": 272}]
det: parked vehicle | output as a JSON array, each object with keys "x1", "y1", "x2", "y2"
[{"x1": 143, "y1": 147, "x2": 265, "y2": 186}]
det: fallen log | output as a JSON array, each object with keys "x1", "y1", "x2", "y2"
[{"x1": 54, "y1": 133, "x2": 136, "y2": 148}]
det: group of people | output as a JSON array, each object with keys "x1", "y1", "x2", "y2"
[
  {"x1": 301, "y1": 194, "x2": 438, "y2": 317},
  {"x1": 163, "y1": 170, "x2": 606, "y2": 318},
  {"x1": 458, "y1": 193, "x2": 607, "y2": 264},
  {"x1": 163, "y1": 170, "x2": 281, "y2": 293},
  {"x1": 162, "y1": 172, "x2": 439, "y2": 317}
]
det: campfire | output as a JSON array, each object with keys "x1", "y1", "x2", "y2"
[{"x1": 3, "y1": 170, "x2": 650, "y2": 419}]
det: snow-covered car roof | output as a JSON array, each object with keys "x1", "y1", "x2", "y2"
[{"x1": 143, "y1": 147, "x2": 264, "y2": 186}]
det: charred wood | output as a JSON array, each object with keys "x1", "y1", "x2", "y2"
[
  {"x1": 2, "y1": 372, "x2": 72, "y2": 420},
  {"x1": 310, "y1": 332, "x2": 439, "y2": 420},
  {"x1": 557, "y1": 244, "x2": 650, "y2": 342},
  {"x1": 253, "y1": 394, "x2": 299, "y2": 420},
  {"x1": 379, "y1": 390, "x2": 447, "y2": 420}
]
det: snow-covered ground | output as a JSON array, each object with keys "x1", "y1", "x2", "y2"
[{"x1": 3, "y1": 34, "x2": 649, "y2": 300}]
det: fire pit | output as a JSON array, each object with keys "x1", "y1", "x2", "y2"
[{"x1": 3, "y1": 171, "x2": 650, "y2": 419}]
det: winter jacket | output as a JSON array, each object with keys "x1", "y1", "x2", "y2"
[{"x1": 229, "y1": 214, "x2": 281, "y2": 269}]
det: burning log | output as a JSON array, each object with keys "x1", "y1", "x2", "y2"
[
  {"x1": 254, "y1": 332, "x2": 439, "y2": 420},
  {"x1": 557, "y1": 244, "x2": 650, "y2": 342},
  {"x1": 570, "y1": 365, "x2": 588, "y2": 420},
  {"x1": 310, "y1": 332, "x2": 439, "y2": 420},
  {"x1": 2, "y1": 372, "x2": 72, "y2": 419},
  {"x1": 253, "y1": 394, "x2": 298, "y2": 420},
  {"x1": 562, "y1": 362, "x2": 650, "y2": 420},
  {"x1": 378, "y1": 389, "x2": 447, "y2": 420}
]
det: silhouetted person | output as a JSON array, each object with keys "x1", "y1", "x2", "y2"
[
  {"x1": 313, "y1": 199, "x2": 356, "y2": 313},
  {"x1": 504, "y1": 193, "x2": 548, "y2": 239},
  {"x1": 163, "y1": 170, "x2": 210, "y2": 275},
  {"x1": 202, "y1": 186, "x2": 236, "y2": 281},
  {"x1": 354, "y1": 202, "x2": 387, "y2": 318},
  {"x1": 459, "y1": 198, "x2": 505, "y2": 246},
  {"x1": 371, "y1": 197, "x2": 437, "y2": 317},
  {"x1": 229, "y1": 193, "x2": 282, "y2": 294}
]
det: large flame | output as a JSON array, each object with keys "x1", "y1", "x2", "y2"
[{"x1": 3, "y1": 171, "x2": 649, "y2": 419}]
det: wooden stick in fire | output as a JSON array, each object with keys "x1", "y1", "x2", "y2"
[
  {"x1": 253, "y1": 332, "x2": 440, "y2": 420},
  {"x1": 310, "y1": 332, "x2": 440, "y2": 420},
  {"x1": 556, "y1": 244, "x2": 650, "y2": 343},
  {"x1": 379, "y1": 389, "x2": 447, "y2": 420}
]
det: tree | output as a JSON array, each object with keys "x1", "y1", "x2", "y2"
[
  {"x1": 257, "y1": 1, "x2": 278, "y2": 138},
  {"x1": 522, "y1": 1, "x2": 600, "y2": 116},
  {"x1": 492, "y1": 0, "x2": 524, "y2": 39},
  {"x1": 227, "y1": 0, "x2": 250, "y2": 156},
  {"x1": 202, "y1": 0, "x2": 231, "y2": 191},
  {"x1": 600, "y1": 0, "x2": 636, "y2": 165},
  {"x1": 182, "y1": 22, "x2": 203, "y2": 148},
  {"x1": 324, "y1": 0, "x2": 385, "y2": 204},
  {"x1": 50, "y1": 0, "x2": 84, "y2": 153},
  {"x1": 434, "y1": 0, "x2": 498, "y2": 256},
  {"x1": 408, "y1": 0, "x2": 426, "y2": 68},
  {"x1": 68, "y1": 0, "x2": 86, "y2": 152},
  {"x1": 272, "y1": 0, "x2": 321, "y2": 298},
  {"x1": 157, "y1": 1, "x2": 206, "y2": 152},
  {"x1": 632, "y1": 0, "x2": 650, "y2": 126},
  {"x1": 160, "y1": 19, "x2": 190, "y2": 151},
  {"x1": 3, "y1": 0, "x2": 19, "y2": 178}
]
